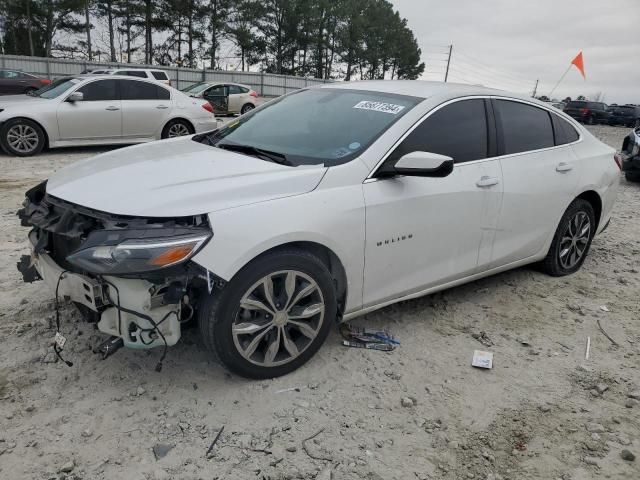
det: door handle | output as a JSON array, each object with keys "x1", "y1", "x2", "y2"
[
  {"x1": 156, "y1": 105, "x2": 169, "y2": 109},
  {"x1": 476, "y1": 176, "x2": 500, "y2": 187},
  {"x1": 555, "y1": 162, "x2": 573, "y2": 172},
  {"x1": 105, "y1": 106, "x2": 120, "y2": 111}
]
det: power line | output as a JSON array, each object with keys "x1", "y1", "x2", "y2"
[{"x1": 452, "y1": 50, "x2": 533, "y2": 84}]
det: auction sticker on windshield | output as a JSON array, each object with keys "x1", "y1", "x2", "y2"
[{"x1": 353, "y1": 100, "x2": 406, "y2": 114}]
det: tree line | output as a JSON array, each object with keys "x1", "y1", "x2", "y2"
[{"x1": 0, "y1": 0, "x2": 426, "y2": 80}]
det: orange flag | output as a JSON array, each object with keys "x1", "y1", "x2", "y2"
[{"x1": 571, "y1": 51, "x2": 586, "y2": 79}]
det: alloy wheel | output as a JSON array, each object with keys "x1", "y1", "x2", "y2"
[
  {"x1": 7, "y1": 124, "x2": 39, "y2": 153},
  {"x1": 558, "y1": 211, "x2": 591, "y2": 269},
  {"x1": 232, "y1": 270, "x2": 325, "y2": 367},
  {"x1": 167, "y1": 123, "x2": 190, "y2": 137}
]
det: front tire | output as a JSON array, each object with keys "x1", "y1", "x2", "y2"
[
  {"x1": 541, "y1": 199, "x2": 596, "y2": 276},
  {"x1": 0, "y1": 118, "x2": 45, "y2": 157},
  {"x1": 198, "y1": 250, "x2": 337, "y2": 379},
  {"x1": 161, "y1": 119, "x2": 194, "y2": 139}
]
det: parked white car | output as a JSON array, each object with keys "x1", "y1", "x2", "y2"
[
  {"x1": 0, "y1": 75, "x2": 217, "y2": 156},
  {"x1": 181, "y1": 81, "x2": 259, "y2": 115},
  {"x1": 17, "y1": 81, "x2": 620, "y2": 378},
  {"x1": 84, "y1": 68, "x2": 172, "y2": 86}
]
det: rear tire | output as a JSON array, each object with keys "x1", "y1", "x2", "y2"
[
  {"x1": 540, "y1": 199, "x2": 596, "y2": 277},
  {"x1": 585, "y1": 115, "x2": 595, "y2": 125},
  {"x1": 161, "y1": 119, "x2": 194, "y2": 139},
  {"x1": 198, "y1": 249, "x2": 337, "y2": 379},
  {"x1": 0, "y1": 118, "x2": 45, "y2": 157},
  {"x1": 240, "y1": 103, "x2": 255, "y2": 115},
  {"x1": 24, "y1": 87, "x2": 37, "y2": 95}
]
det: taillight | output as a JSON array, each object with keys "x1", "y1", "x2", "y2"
[
  {"x1": 202, "y1": 102, "x2": 214, "y2": 113},
  {"x1": 249, "y1": 90, "x2": 258, "y2": 98},
  {"x1": 167, "y1": 80, "x2": 172, "y2": 86},
  {"x1": 613, "y1": 153, "x2": 623, "y2": 170},
  {"x1": 39, "y1": 79, "x2": 51, "y2": 85},
  {"x1": 580, "y1": 108, "x2": 590, "y2": 115}
]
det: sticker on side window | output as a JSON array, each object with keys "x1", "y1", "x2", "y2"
[{"x1": 353, "y1": 100, "x2": 405, "y2": 114}]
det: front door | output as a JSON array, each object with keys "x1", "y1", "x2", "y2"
[
  {"x1": 203, "y1": 84, "x2": 229, "y2": 114},
  {"x1": 56, "y1": 79, "x2": 122, "y2": 140},
  {"x1": 362, "y1": 98, "x2": 503, "y2": 307}
]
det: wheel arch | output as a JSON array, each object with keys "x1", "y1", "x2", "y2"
[
  {"x1": 235, "y1": 240, "x2": 348, "y2": 318},
  {"x1": 162, "y1": 117, "x2": 195, "y2": 135},
  {"x1": 0, "y1": 116, "x2": 50, "y2": 148},
  {"x1": 575, "y1": 189, "x2": 602, "y2": 229}
]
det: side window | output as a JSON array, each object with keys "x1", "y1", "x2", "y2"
[
  {"x1": 388, "y1": 99, "x2": 488, "y2": 164},
  {"x1": 495, "y1": 100, "x2": 554, "y2": 154},
  {"x1": 552, "y1": 114, "x2": 579, "y2": 144},
  {"x1": 151, "y1": 71, "x2": 168, "y2": 80},
  {"x1": 76, "y1": 79, "x2": 118, "y2": 101},
  {"x1": 120, "y1": 79, "x2": 166, "y2": 100},
  {"x1": 227, "y1": 85, "x2": 241, "y2": 95},
  {"x1": 204, "y1": 85, "x2": 225, "y2": 97},
  {"x1": 2, "y1": 70, "x2": 20, "y2": 79}
]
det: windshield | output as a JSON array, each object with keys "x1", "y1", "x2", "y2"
[
  {"x1": 197, "y1": 88, "x2": 422, "y2": 166},
  {"x1": 33, "y1": 77, "x2": 81, "y2": 99},
  {"x1": 566, "y1": 101, "x2": 588, "y2": 108},
  {"x1": 182, "y1": 82, "x2": 212, "y2": 95},
  {"x1": 614, "y1": 106, "x2": 634, "y2": 112}
]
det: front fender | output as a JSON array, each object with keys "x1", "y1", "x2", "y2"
[{"x1": 191, "y1": 185, "x2": 366, "y2": 314}]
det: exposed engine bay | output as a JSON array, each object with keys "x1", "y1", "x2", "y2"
[{"x1": 17, "y1": 181, "x2": 217, "y2": 369}]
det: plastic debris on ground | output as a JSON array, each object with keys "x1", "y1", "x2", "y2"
[
  {"x1": 340, "y1": 324, "x2": 400, "y2": 352},
  {"x1": 472, "y1": 350, "x2": 494, "y2": 369}
]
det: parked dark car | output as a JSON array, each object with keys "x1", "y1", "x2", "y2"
[
  {"x1": 563, "y1": 100, "x2": 610, "y2": 125},
  {"x1": 0, "y1": 69, "x2": 51, "y2": 95},
  {"x1": 608, "y1": 105, "x2": 640, "y2": 128},
  {"x1": 620, "y1": 127, "x2": 640, "y2": 182}
]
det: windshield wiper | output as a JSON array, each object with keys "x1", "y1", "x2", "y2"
[{"x1": 216, "y1": 143, "x2": 292, "y2": 166}]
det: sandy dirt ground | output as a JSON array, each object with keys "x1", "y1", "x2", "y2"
[{"x1": 0, "y1": 125, "x2": 638, "y2": 480}]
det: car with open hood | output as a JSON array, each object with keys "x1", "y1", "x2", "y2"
[{"x1": 17, "y1": 81, "x2": 620, "y2": 378}]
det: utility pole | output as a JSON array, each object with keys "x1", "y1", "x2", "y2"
[
  {"x1": 444, "y1": 44, "x2": 453, "y2": 82},
  {"x1": 532, "y1": 79, "x2": 539, "y2": 98}
]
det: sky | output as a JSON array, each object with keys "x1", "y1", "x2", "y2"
[{"x1": 391, "y1": 0, "x2": 640, "y2": 104}]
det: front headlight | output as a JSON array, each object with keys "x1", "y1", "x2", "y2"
[{"x1": 67, "y1": 231, "x2": 211, "y2": 275}]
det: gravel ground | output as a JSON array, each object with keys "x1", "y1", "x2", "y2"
[{"x1": 0, "y1": 125, "x2": 638, "y2": 480}]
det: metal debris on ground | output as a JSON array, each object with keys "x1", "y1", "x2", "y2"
[
  {"x1": 471, "y1": 350, "x2": 494, "y2": 369},
  {"x1": 472, "y1": 331, "x2": 494, "y2": 347},
  {"x1": 340, "y1": 324, "x2": 399, "y2": 351},
  {"x1": 205, "y1": 426, "x2": 225, "y2": 457}
]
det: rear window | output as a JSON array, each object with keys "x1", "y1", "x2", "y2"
[
  {"x1": 566, "y1": 101, "x2": 588, "y2": 108},
  {"x1": 151, "y1": 71, "x2": 169, "y2": 80},
  {"x1": 496, "y1": 100, "x2": 554, "y2": 154},
  {"x1": 116, "y1": 70, "x2": 148, "y2": 78}
]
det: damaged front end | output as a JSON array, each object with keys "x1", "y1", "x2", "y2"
[{"x1": 17, "y1": 181, "x2": 214, "y2": 364}]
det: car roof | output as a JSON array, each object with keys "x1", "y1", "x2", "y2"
[{"x1": 317, "y1": 80, "x2": 544, "y2": 104}]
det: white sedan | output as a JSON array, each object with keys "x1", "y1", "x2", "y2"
[
  {"x1": 17, "y1": 81, "x2": 620, "y2": 378},
  {"x1": 0, "y1": 75, "x2": 217, "y2": 156}
]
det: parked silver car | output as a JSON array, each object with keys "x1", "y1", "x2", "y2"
[
  {"x1": 0, "y1": 75, "x2": 217, "y2": 156},
  {"x1": 181, "y1": 81, "x2": 259, "y2": 115}
]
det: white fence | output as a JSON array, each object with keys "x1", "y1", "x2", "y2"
[{"x1": 0, "y1": 54, "x2": 332, "y2": 96}]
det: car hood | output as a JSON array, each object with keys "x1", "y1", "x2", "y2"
[
  {"x1": 0, "y1": 94, "x2": 48, "y2": 109},
  {"x1": 46, "y1": 138, "x2": 327, "y2": 217}
]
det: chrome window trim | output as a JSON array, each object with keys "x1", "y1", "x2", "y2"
[{"x1": 365, "y1": 94, "x2": 584, "y2": 182}]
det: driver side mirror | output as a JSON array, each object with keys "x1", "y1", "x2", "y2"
[
  {"x1": 67, "y1": 91, "x2": 84, "y2": 102},
  {"x1": 377, "y1": 151, "x2": 454, "y2": 178}
]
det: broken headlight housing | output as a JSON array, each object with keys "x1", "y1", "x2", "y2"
[{"x1": 66, "y1": 229, "x2": 211, "y2": 275}]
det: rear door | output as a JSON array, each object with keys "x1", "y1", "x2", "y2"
[
  {"x1": 227, "y1": 84, "x2": 246, "y2": 113},
  {"x1": 491, "y1": 99, "x2": 580, "y2": 266},
  {"x1": 362, "y1": 98, "x2": 503, "y2": 306},
  {"x1": 119, "y1": 79, "x2": 172, "y2": 138},
  {"x1": 56, "y1": 78, "x2": 122, "y2": 140}
]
